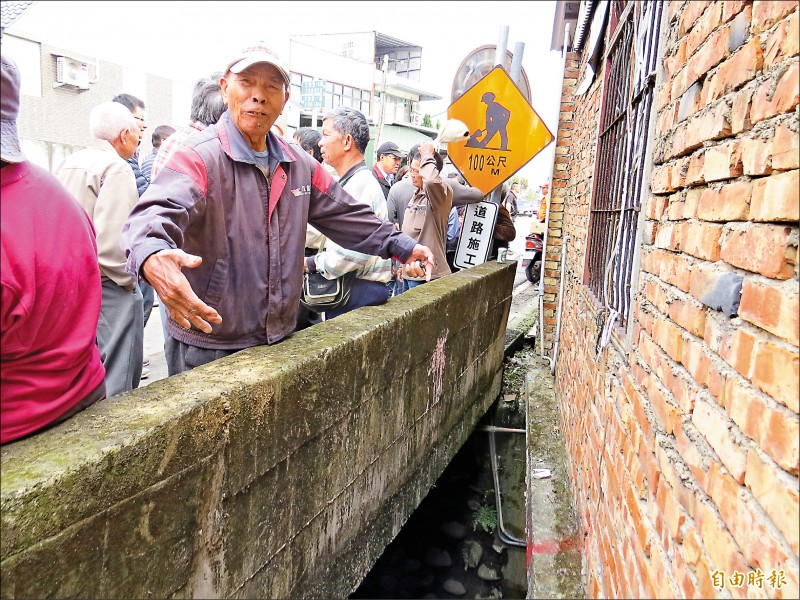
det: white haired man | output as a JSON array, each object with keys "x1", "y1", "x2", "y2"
[{"x1": 57, "y1": 102, "x2": 144, "y2": 396}]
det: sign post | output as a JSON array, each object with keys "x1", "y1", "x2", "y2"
[{"x1": 446, "y1": 66, "x2": 553, "y2": 195}]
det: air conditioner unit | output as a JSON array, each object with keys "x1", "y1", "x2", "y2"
[{"x1": 55, "y1": 56, "x2": 89, "y2": 90}]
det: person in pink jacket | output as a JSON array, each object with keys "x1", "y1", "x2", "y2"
[{"x1": 1, "y1": 55, "x2": 106, "y2": 444}]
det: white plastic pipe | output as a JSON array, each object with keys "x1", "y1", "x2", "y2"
[{"x1": 510, "y1": 42, "x2": 525, "y2": 82}]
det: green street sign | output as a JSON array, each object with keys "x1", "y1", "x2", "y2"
[
  {"x1": 301, "y1": 80, "x2": 327, "y2": 109},
  {"x1": 301, "y1": 94, "x2": 326, "y2": 110},
  {"x1": 301, "y1": 80, "x2": 326, "y2": 95}
]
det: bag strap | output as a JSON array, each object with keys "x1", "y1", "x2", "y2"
[
  {"x1": 337, "y1": 164, "x2": 369, "y2": 188},
  {"x1": 315, "y1": 164, "x2": 368, "y2": 256}
]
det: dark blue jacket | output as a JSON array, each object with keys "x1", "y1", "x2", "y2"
[{"x1": 127, "y1": 153, "x2": 148, "y2": 197}]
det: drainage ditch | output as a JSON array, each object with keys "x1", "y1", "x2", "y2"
[{"x1": 351, "y1": 344, "x2": 555, "y2": 599}]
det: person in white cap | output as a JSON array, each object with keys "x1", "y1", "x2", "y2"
[
  {"x1": 123, "y1": 43, "x2": 435, "y2": 375},
  {"x1": 1, "y1": 54, "x2": 106, "y2": 444}
]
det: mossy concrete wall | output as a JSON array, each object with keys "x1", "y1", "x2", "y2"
[{"x1": 1, "y1": 262, "x2": 515, "y2": 599}]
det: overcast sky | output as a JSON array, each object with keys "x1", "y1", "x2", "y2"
[{"x1": 11, "y1": 1, "x2": 564, "y2": 185}]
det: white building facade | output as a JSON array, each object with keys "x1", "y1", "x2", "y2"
[{"x1": 2, "y1": 1, "x2": 439, "y2": 171}]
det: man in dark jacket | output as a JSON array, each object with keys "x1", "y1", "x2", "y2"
[
  {"x1": 372, "y1": 141, "x2": 405, "y2": 199},
  {"x1": 504, "y1": 181, "x2": 520, "y2": 221},
  {"x1": 140, "y1": 125, "x2": 176, "y2": 184},
  {"x1": 112, "y1": 94, "x2": 149, "y2": 195},
  {"x1": 491, "y1": 186, "x2": 517, "y2": 259},
  {"x1": 123, "y1": 44, "x2": 434, "y2": 375}
]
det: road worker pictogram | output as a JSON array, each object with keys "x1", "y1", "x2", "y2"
[{"x1": 466, "y1": 92, "x2": 511, "y2": 151}]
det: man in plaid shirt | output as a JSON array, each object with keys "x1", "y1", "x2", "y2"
[{"x1": 150, "y1": 73, "x2": 225, "y2": 180}]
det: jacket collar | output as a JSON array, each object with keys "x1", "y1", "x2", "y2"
[
  {"x1": 216, "y1": 111, "x2": 297, "y2": 174},
  {"x1": 88, "y1": 138, "x2": 123, "y2": 156},
  {"x1": 339, "y1": 160, "x2": 368, "y2": 187},
  {"x1": 372, "y1": 163, "x2": 388, "y2": 180}
]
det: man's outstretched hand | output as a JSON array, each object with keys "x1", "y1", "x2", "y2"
[{"x1": 142, "y1": 249, "x2": 222, "y2": 333}]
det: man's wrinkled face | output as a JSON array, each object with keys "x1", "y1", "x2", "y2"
[
  {"x1": 409, "y1": 158, "x2": 422, "y2": 190},
  {"x1": 119, "y1": 127, "x2": 140, "y2": 160},
  {"x1": 319, "y1": 118, "x2": 349, "y2": 174},
  {"x1": 379, "y1": 153, "x2": 401, "y2": 175},
  {"x1": 221, "y1": 63, "x2": 289, "y2": 151}
]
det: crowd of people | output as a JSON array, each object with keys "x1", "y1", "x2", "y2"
[{"x1": 1, "y1": 43, "x2": 521, "y2": 445}]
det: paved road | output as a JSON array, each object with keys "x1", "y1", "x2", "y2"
[
  {"x1": 139, "y1": 305, "x2": 168, "y2": 387},
  {"x1": 510, "y1": 215, "x2": 534, "y2": 288}
]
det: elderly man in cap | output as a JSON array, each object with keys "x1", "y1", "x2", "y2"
[
  {"x1": 123, "y1": 44, "x2": 434, "y2": 376},
  {"x1": 372, "y1": 141, "x2": 406, "y2": 199},
  {"x1": 1, "y1": 54, "x2": 106, "y2": 444}
]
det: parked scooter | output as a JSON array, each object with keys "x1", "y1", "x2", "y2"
[{"x1": 522, "y1": 232, "x2": 543, "y2": 284}]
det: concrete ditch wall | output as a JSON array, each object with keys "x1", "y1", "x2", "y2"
[{"x1": 1, "y1": 262, "x2": 515, "y2": 599}]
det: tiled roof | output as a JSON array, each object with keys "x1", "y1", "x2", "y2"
[{"x1": 1, "y1": 1, "x2": 36, "y2": 31}]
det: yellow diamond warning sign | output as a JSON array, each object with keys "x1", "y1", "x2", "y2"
[{"x1": 447, "y1": 66, "x2": 554, "y2": 194}]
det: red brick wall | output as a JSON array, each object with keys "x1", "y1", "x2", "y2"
[
  {"x1": 540, "y1": 52, "x2": 601, "y2": 355},
  {"x1": 548, "y1": 2, "x2": 799, "y2": 598}
]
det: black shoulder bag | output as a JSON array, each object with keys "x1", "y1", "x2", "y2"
[{"x1": 299, "y1": 165, "x2": 367, "y2": 311}]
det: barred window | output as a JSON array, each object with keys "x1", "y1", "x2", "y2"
[{"x1": 585, "y1": 0, "x2": 663, "y2": 328}]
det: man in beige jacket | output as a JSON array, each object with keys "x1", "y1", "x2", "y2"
[{"x1": 57, "y1": 101, "x2": 143, "y2": 396}]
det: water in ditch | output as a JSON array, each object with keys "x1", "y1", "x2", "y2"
[{"x1": 350, "y1": 353, "x2": 531, "y2": 600}]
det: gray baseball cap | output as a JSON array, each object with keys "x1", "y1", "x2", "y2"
[
  {"x1": 1, "y1": 55, "x2": 24, "y2": 163},
  {"x1": 225, "y1": 43, "x2": 290, "y2": 86}
]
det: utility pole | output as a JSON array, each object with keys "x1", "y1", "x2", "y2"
[
  {"x1": 374, "y1": 54, "x2": 389, "y2": 163},
  {"x1": 490, "y1": 27, "x2": 511, "y2": 205}
]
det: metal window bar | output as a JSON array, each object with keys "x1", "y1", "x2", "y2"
[
  {"x1": 586, "y1": 12, "x2": 632, "y2": 297},
  {"x1": 611, "y1": 1, "x2": 662, "y2": 322},
  {"x1": 587, "y1": 0, "x2": 662, "y2": 328}
]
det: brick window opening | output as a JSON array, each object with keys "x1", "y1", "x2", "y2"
[{"x1": 586, "y1": 0, "x2": 663, "y2": 329}]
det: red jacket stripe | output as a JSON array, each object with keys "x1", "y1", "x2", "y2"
[
  {"x1": 311, "y1": 160, "x2": 333, "y2": 194},
  {"x1": 168, "y1": 148, "x2": 208, "y2": 193},
  {"x1": 269, "y1": 166, "x2": 287, "y2": 223}
]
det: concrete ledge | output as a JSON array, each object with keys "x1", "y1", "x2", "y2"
[
  {"x1": 505, "y1": 280, "x2": 540, "y2": 354},
  {"x1": 1, "y1": 261, "x2": 515, "y2": 599}
]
